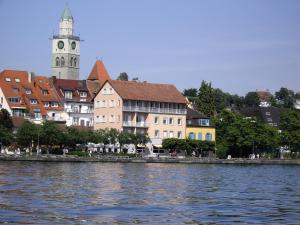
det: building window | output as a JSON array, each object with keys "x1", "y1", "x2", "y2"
[
  {"x1": 26, "y1": 89, "x2": 32, "y2": 94},
  {"x1": 70, "y1": 57, "x2": 73, "y2": 66},
  {"x1": 42, "y1": 90, "x2": 49, "y2": 95},
  {"x1": 15, "y1": 78, "x2": 20, "y2": 83},
  {"x1": 12, "y1": 88, "x2": 20, "y2": 93},
  {"x1": 73, "y1": 117, "x2": 79, "y2": 125},
  {"x1": 5, "y1": 77, "x2": 11, "y2": 82},
  {"x1": 64, "y1": 91, "x2": 73, "y2": 99},
  {"x1": 169, "y1": 118, "x2": 173, "y2": 125},
  {"x1": 110, "y1": 100, "x2": 115, "y2": 107},
  {"x1": 109, "y1": 115, "x2": 115, "y2": 123},
  {"x1": 109, "y1": 88, "x2": 113, "y2": 94},
  {"x1": 30, "y1": 99, "x2": 38, "y2": 104},
  {"x1": 169, "y1": 131, "x2": 174, "y2": 138},
  {"x1": 61, "y1": 57, "x2": 65, "y2": 66},
  {"x1": 1, "y1": 97, "x2": 3, "y2": 104},
  {"x1": 8, "y1": 97, "x2": 20, "y2": 103},
  {"x1": 163, "y1": 130, "x2": 168, "y2": 138},
  {"x1": 102, "y1": 115, "x2": 106, "y2": 123},
  {"x1": 163, "y1": 117, "x2": 168, "y2": 125},
  {"x1": 178, "y1": 118, "x2": 182, "y2": 125},
  {"x1": 154, "y1": 116, "x2": 159, "y2": 124},
  {"x1": 103, "y1": 88, "x2": 107, "y2": 95},
  {"x1": 44, "y1": 102, "x2": 49, "y2": 107},
  {"x1": 189, "y1": 132, "x2": 196, "y2": 140},
  {"x1": 95, "y1": 101, "x2": 100, "y2": 108},
  {"x1": 266, "y1": 112, "x2": 271, "y2": 116},
  {"x1": 56, "y1": 57, "x2": 60, "y2": 67},
  {"x1": 155, "y1": 130, "x2": 160, "y2": 138},
  {"x1": 206, "y1": 133, "x2": 212, "y2": 141},
  {"x1": 177, "y1": 131, "x2": 182, "y2": 139},
  {"x1": 51, "y1": 102, "x2": 58, "y2": 107},
  {"x1": 74, "y1": 58, "x2": 77, "y2": 67},
  {"x1": 80, "y1": 91, "x2": 87, "y2": 97},
  {"x1": 200, "y1": 119, "x2": 210, "y2": 126},
  {"x1": 198, "y1": 132, "x2": 202, "y2": 140},
  {"x1": 101, "y1": 100, "x2": 106, "y2": 107}
]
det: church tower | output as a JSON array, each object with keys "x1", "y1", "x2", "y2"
[{"x1": 51, "y1": 6, "x2": 80, "y2": 80}]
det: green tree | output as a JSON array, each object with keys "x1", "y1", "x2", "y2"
[
  {"x1": 16, "y1": 121, "x2": 38, "y2": 148},
  {"x1": 0, "y1": 109, "x2": 14, "y2": 148},
  {"x1": 183, "y1": 88, "x2": 198, "y2": 97},
  {"x1": 196, "y1": 81, "x2": 215, "y2": 117},
  {"x1": 117, "y1": 72, "x2": 129, "y2": 81},
  {"x1": 40, "y1": 121, "x2": 63, "y2": 154},
  {"x1": 275, "y1": 87, "x2": 295, "y2": 108},
  {"x1": 244, "y1": 92, "x2": 260, "y2": 107},
  {"x1": 0, "y1": 109, "x2": 13, "y2": 130},
  {"x1": 280, "y1": 110, "x2": 300, "y2": 151}
]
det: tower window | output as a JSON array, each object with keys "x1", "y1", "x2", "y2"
[
  {"x1": 70, "y1": 57, "x2": 73, "y2": 66},
  {"x1": 61, "y1": 57, "x2": 65, "y2": 66},
  {"x1": 56, "y1": 57, "x2": 60, "y2": 67},
  {"x1": 74, "y1": 58, "x2": 77, "y2": 67}
]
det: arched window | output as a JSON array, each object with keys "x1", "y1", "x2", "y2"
[
  {"x1": 206, "y1": 133, "x2": 212, "y2": 141},
  {"x1": 56, "y1": 57, "x2": 60, "y2": 67},
  {"x1": 74, "y1": 58, "x2": 77, "y2": 67},
  {"x1": 61, "y1": 57, "x2": 65, "y2": 66},
  {"x1": 189, "y1": 132, "x2": 196, "y2": 140},
  {"x1": 70, "y1": 57, "x2": 73, "y2": 66},
  {"x1": 198, "y1": 132, "x2": 202, "y2": 140}
]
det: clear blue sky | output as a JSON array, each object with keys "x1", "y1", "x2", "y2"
[{"x1": 0, "y1": 0, "x2": 299, "y2": 95}]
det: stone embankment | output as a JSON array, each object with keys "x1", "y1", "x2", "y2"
[{"x1": 1, "y1": 154, "x2": 300, "y2": 165}]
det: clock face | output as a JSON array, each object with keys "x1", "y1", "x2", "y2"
[
  {"x1": 58, "y1": 41, "x2": 64, "y2": 49},
  {"x1": 71, "y1": 41, "x2": 76, "y2": 50}
]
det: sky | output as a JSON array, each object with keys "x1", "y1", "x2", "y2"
[{"x1": 0, "y1": 0, "x2": 299, "y2": 95}]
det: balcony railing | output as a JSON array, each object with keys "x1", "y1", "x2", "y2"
[
  {"x1": 123, "y1": 106, "x2": 187, "y2": 115},
  {"x1": 122, "y1": 121, "x2": 148, "y2": 128},
  {"x1": 67, "y1": 108, "x2": 93, "y2": 114}
]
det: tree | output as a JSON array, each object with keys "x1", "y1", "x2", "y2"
[
  {"x1": 40, "y1": 121, "x2": 63, "y2": 154},
  {"x1": 132, "y1": 77, "x2": 139, "y2": 81},
  {"x1": 0, "y1": 109, "x2": 14, "y2": 148},
  {"x1": 118, "y1": 132, "x2": 132, "y2": 152},
  {"x1": 16, "y1": 121, "x2": 38, "y2": 148},
  {"x1": 244, "y1": 92, "x2": 260, "y2": 107},
  {"x1": 0, "y1": 109, "x2": 13, "y2": 130},
  {"x1": 196, "y1": 81, "x2": 215, "y2": 117},
  {"x1": 275, "y1": 87, "x2": 295, "y2": 108},
  {"x1": 280, "y1": 110, "x2": 300, "y2": 151},
  {"x1": 117, "y1": 72, "x2": 129, "y2": 81},
  {"x1": 183, "y1": 88, "x2": 198, "y2": 97}
]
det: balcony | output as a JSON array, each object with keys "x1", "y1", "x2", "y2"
[
  {"x1": 66, "y1": 108, "x2": 93, "y2": 114},
  {"x1": 122, "y1": 121, "x2": 148, "y2": 128},
  {"x1": 123, "y1": 106, "x2": 187, "y2": 115}
]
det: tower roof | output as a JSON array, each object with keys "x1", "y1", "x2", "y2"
[
  {"x1": 87, "y1": 60, "x2": 111, "y2": 83},
  {"x1": 61, "y1": 6, "x2": 73, "y2": 20}
]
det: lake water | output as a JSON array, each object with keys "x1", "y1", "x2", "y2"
[{"x1": 0, "y1": 162, "x2": 300, "y2": 224}]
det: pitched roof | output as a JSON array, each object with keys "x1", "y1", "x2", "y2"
[
  {"x1": 0, "y1": 70, "x2": 47, "y2": 116},
  {"x1": 51, "y1": 77, "x2": 92, "y2": 103},
  {"x1": 256, "y1": 91, "x2": 272, "y2": 101},
  {"x1": 186, "y1": 107, "x2": 207, "y2": 119},
  {"x1": 87, "y1": 60, "x2": 111, "y2": 83},
  {"x1": 107, "y1": 80, "x2": 187, "y2": 104}
]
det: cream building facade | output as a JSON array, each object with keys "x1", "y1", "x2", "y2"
[{"x1": 94, "y1": 80, "x2": 187, "y2": 146}]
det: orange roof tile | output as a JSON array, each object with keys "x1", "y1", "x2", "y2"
[
  {"x1": 105, "y1": 80, "x2": 187, "y2": 104},
  {"x1": 87, "y1": 60, "x2": 111, "y2": 83}
]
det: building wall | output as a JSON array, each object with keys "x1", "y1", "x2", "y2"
[
  {"x1": 0, "y1": 87, "x2": 12, "y2": 114},
  {"x1": 295, "y1": 99, "x2": 300, "y2": 110},
  {"x1": 94, "y1": 82, "x2": 123, "y2": 130},
  {"x1": 63, "y1": 102, "x2": 93, "y2": 127},
  {"x1": 147, "y1": 113, "x2": 186, "y2": 146},
  {"x1": 186, "y1": 127, "x2": 216, "y2": 141}
]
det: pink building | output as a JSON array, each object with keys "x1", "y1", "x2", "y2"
[{"x1": 94, "y1": 80, "x2": 187, "y2": 146}]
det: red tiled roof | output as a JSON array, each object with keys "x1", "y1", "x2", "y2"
[
  {"x1": 0, "y1": 70, "x2": 47, "y2": 116},
  {"x1": 87, "y1": 60, "x2": 111, "y2": 83},
  {"x1": 51, "y1": 77, "x2": 93, "y2": 103},
  {"x1": 256, "y1": 91, "x2": 272, "y2": 101},
  {"x1": 87, "y1": 60, "x2": 111, "y2": 98},
  {"x1": 105, "y1": 80, "x2": 187, "y2": 104}
]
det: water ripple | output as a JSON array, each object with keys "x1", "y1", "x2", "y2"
[{"x1": 0, "y1": 162, "x2": 299, "y2": 224}]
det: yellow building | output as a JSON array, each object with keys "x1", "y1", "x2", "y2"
[{"x1": 186, "y1": 108, "x2": 216, "y2": 141}]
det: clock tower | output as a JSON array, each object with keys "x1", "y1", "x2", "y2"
[{"x1": 51, "y1": 6, "x2": 80, "y2": 80}]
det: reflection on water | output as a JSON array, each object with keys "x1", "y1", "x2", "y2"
[{"x1": 0, "y1": 162, "x2": 300, "y2": 224}]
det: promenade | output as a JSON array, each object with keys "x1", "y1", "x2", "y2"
[{"x1": 1, "y1": 154, "x2": 300, "y2": 165}]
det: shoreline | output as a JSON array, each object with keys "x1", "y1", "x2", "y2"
[{"x1": 1, "y1": 155, "x2": 300, "y2": 165}]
